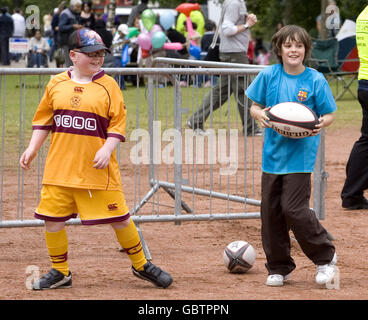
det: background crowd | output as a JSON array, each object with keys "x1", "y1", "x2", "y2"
[{"x1": 0, "y1": 0, "x2": 273, "y2": 81}]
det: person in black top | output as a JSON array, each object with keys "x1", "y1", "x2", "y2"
[
  {"x1": 94, "y1": 19, "x2": 114, "y2": 67},
  {"x1": 58, "y1": 0, "x2": 83, "y2": 67},
  {"x1": 0, "y1": 7, "x2": 14, "y2": 65},
  {"x1": 201, "y1": 20, "x2": 216, "y2": 53},
  {"x1": 80, "y1": 1, "x2": 95, "y2": 30}
]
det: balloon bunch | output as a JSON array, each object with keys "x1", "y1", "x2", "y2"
[
  {"x1": 137, "y1": 9, "x2": 184, "y2": 57},
  {"x1": 176, "y1": 3, "x2": 202, "y2": 60}
]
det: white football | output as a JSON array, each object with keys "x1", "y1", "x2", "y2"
[
  {"x1": 266, "y1": 102, "x2": 319, "y2": 139},
  {"x1": 223, "y1": 240, "x2": 256, "y2": 273}
]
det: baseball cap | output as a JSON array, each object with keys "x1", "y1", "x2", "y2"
[
  {"x1": 118, "y1": 24, "x2": 129, "y2": 35},
  {"x1": 68, "y1": 28, "x2": 111, "y2": 53}
]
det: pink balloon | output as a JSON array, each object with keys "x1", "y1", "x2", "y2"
[
  {"x1": 137, "y1": 32, "x2": 152, "y2": 51},
  {"x1": 186, "y1": 17, "x2": 196, "y2": 46},
  {"x1": 150, "y1": 24, "x2": 163, "y2": 35},
  {"x1": 163, "y1": 42, "x2": 184, "y2": 50}
]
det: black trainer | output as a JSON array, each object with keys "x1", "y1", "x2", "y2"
[
  {"x1": 32, "y1": 268, "x2": 72, "y2": 290},
  {"x1": 132, "y1": 261, "x2": 173, "y2": 288},
  {"x1": 342, "y1": 197, "x2": 368, "y2": 210}
]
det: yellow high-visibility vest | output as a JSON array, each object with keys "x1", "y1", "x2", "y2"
[{"x1": 356, "y1": 5, "x2": 368, "y2": 80}]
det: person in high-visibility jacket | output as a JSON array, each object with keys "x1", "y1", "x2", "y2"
[{"x1": 341, "y1": 5, "x2": 368, "y2": 210}]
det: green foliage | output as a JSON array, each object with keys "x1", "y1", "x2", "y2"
[
  {"x1": 247, "y1": 0, "x2": 321, "y2": 40},
  {"x1": 2, "y1": 0, "x2": 366, "y2": 44},
  {"x1": 2, "y1": 0, "x2": 55, "y2": 17},
  {"x1": 131, "y1": 0, "x2": 207, "y2": 8},
  {"x1": 244, "y1": 0, "x2": 367, "y2": 42},
  {"x1": 338, "y1": 0, "x2": 367, "y2": 20}
]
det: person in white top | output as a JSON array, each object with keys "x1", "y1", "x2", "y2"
[
  {"x1": 12, "y1": 8, "x2": 26, "y2": 37},
  {"x1": 11, "y1": 8, "x2": 26, "y2": 62},
  {"x1": 28, "y1": 30, "x2": 50, "y2": 67}
]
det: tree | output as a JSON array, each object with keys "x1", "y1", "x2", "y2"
[
  {"x1": 107, "y1": 0, "x2": 117, "y2": 30},
  {"x1": 3, "y1": 0, "x2": 367, "y2": 44},
  {"x1": 320, "y1": 0, "x2": 328, "y2": 39},
  {"x1": 339, "y1": 0, "x2": 367, "y2": 20}
]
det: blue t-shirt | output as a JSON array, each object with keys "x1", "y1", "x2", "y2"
[{"x1": 245, "y1": 64, "x2": 337, "y2": 174}]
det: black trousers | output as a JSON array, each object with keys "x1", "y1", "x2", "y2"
[
  {"x1": 341, "y1": 89, "x2": 368, "y2": 206},
  {"x1": 261, "y1": 173, "x2": 335, "y2": 276}
]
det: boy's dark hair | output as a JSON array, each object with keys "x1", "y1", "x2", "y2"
[
  {"x1": 271, "y1": 25, "x2": 312, "y2": 64},
  {"x1": 204, "y1": 19, "x2": 216, "y2": 32}
]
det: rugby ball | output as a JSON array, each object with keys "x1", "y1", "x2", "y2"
[{"x1": 266, "y1": 102, "x2": 319, "y2": 139}]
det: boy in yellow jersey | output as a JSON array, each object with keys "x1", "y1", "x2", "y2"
[{"x1": 20, "y1": 28, "x2": 173, "y2": 290}]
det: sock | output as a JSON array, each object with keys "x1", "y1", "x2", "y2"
[
  {"x1": 114, "y1": 219, "x2": 147, "y2": 271},
  {"x1": 45, "y1": 228, "x2": 69, "y2": 276}
]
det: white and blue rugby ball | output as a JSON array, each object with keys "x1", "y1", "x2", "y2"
[{"x1": 266, "y1": 102, "x2": 319, "y2": 139}]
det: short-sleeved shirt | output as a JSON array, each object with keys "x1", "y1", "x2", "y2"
[
  {"x1": 32, "y1": 69, "x2": 126, "y2": 191},
  {"x1": 246, "y1": 64, "x2": 337, "y2": 174}
]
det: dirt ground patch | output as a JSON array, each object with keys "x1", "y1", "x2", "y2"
[{"x1": 0, "y1": 127, "x2": 367, "y2": 301}]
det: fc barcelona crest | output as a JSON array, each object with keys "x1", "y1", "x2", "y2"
[{"x1": 297, "y1": 89, "x2": 308, "y2": 102}]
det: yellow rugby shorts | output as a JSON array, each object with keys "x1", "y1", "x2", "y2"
[{"x1": 35, "y1": 185, "x2": 130, "y2": 225}]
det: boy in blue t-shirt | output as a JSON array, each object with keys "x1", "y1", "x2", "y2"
[{"x1": 246, "y1": 25, "x2": 337, "y2": 287}]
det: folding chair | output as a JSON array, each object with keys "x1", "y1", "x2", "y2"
[{"x1": 307, "y1": 38, "x2": 359, "y2": 100}]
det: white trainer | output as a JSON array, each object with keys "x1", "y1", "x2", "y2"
[
  {"x1": 315, "y1": 253, "x2": 338, "y2": 285},
  {"x1": 266, "y1": 273, "x2": 291, "y2": 287}
]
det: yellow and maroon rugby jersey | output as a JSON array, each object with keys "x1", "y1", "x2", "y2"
[{"x1": 32, "y1": 70, "x2": 126, "y2": 191}]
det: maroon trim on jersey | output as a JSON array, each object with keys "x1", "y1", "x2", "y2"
[
  {"x1": 52, "y1": 109, "x2": 110, "y2": 139},
  {"x1": 93, "y1": 81, "x2": 111, "y2": 114},
  {"x1": 81, "y1": 212, "x2": 130, "y2": 225},
  {"x1": 67, "y1": 69, "x2": 105, "y2": 81},
  {"x1": 107, "y1": 132, "x2": 125, "y2": 142},
  {"x1": 34, "y1": 212, "x2": 78, "y2": 222},
  {"x1": 33, "y1": 125, "x2": 52, "y2": 130},
  {"x1": 92, "y1": 70, "x2": 105, "y2": 81}
]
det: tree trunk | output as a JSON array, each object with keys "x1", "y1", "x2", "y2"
[
  {"x1": 14, "y1": 0, "x2": 24, "y2": 9},
  {"x1": 320, "y1": 0, "x2": 328, "y2": 39},
  {"x1": 283, "y1": 0, "x2": 293, "y2": 25},
  {"x1": 106, "y1": 0, "x2": 116, "y2": 31}
]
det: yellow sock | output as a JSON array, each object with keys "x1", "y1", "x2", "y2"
[
  {"x1": 45, "y1": 228, "x2": 69, "y2": 276},
  {"x1": 114, "y1": 219, "x2": 147, "y2": 271}
]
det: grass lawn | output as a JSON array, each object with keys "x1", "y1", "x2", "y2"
[
  {"x1": 0, "y1": 73, "x2": 362, "y2": 144},
  {"x1": 329, "y1": 79, "x2": 362, "y2": 129}
]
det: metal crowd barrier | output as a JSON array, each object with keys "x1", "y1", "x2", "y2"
[{"x1": 0, "y1": 64, "x2": 328, "y2": 257}]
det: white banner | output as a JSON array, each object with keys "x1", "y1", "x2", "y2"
[{"x1": 9, "y1": 38, "x2": 29, "y2": 53}]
